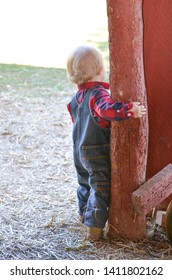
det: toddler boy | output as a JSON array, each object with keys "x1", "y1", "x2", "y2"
[{"x1": 67, "y1": 45, "x2": 146, "y2": 241}]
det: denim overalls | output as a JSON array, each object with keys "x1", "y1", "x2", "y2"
[{"x1": 70, "y1": 87, "x2": 111, "y2": 228}]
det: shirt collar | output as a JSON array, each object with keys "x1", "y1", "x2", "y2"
[{"x1": 78, "y1": 81, "x2": 110, "y2": 90}]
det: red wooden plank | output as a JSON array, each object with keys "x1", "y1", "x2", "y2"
[{"x1": 132, "y1": 164, "x2": 172, "y2": 215}]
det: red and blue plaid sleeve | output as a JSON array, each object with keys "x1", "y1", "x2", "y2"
[
  {"x1": 90, "y1": 88, "x2": 134, "y2": 122},
  {"x1": 67, "y1": 102, "x2": 74, "y2": 122},
  {"x1": 67, "y1": 82, "x2": 134, "y2": 128}
]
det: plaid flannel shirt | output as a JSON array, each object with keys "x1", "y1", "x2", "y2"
[{"x1": 67, "y1": 81, "x2": 134, "y2": 128}]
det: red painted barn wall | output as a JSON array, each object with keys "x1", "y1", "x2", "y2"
[{"x1": 143, "y1": 0, "x2": 172, "y2": 207}]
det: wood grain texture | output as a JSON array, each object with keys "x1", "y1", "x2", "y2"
[
  {"x1": 132, "y1": 164, "x2": 172, "y2": 215},
  {"x1": 107, "y1": 0, "x2": 148, "y2": 239}
]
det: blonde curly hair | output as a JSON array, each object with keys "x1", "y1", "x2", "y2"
[{"x1": 67, "y1": 45, "x2": 105, "y2": 85}]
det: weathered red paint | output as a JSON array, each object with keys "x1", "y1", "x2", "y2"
[
  {"x1": 107, "y1": 0, "x2": 148, "y2": 239},
  {"x1": 132, "y1": 164, "x2": 172, "y2": 216},
  {"x1": 143, "y1": 0, "x2": 172, "y2": 209}
]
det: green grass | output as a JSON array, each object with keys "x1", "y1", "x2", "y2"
[{"x1": 0, "y1": 64, "x2": 75, "y2": 98}]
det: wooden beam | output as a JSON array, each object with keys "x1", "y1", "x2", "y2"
[
  {"x1": 107, "y1": 0, "x2": 148, "y2": 239},
  {"x1": 132, "y1": 164, "x2": 172, "y2": 215}
]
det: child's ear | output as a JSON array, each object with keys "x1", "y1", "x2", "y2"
[{"x1": 97, "y1": 66, "x2": 103, "y2": 75}]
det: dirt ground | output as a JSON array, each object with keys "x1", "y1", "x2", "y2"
[{"x1": 0, "y1": 64, "x2": 171, "y2": 260}]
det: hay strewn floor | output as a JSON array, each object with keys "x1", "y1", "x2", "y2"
[{"x1": 0, "y1": 65, "x2": 171, "y2": 260}]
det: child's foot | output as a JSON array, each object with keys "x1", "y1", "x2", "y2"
[{"x1": 85, "y1": 227, "x2": 104, "y2": 241}]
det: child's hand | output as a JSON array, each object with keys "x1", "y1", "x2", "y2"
[{"x1": 129, "y1": 102, "x2": 146, "y2": 118}]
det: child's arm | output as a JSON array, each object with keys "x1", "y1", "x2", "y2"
[
  {"x1": 91, "y1": 89, "x2": 146, "y2": 121},
  {"x1": 67, "y1": 102, "x2": 74, "y2": 122}
]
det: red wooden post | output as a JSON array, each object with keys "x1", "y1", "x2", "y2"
[{"x1": 107, "y1": 0, "x2": 148, "y2": 239}]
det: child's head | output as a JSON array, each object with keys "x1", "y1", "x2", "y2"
[{"x1": 67, "y1": 45, "x2": 105, "y2": 85}]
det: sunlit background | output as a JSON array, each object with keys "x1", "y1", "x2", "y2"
[{"x1": 0, "y1": 0, "x2": 108, "y2": 68}]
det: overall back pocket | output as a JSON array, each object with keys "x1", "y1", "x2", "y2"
[{"x1": 81, "y1": 144, "x2": 110, "y2": 172}]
